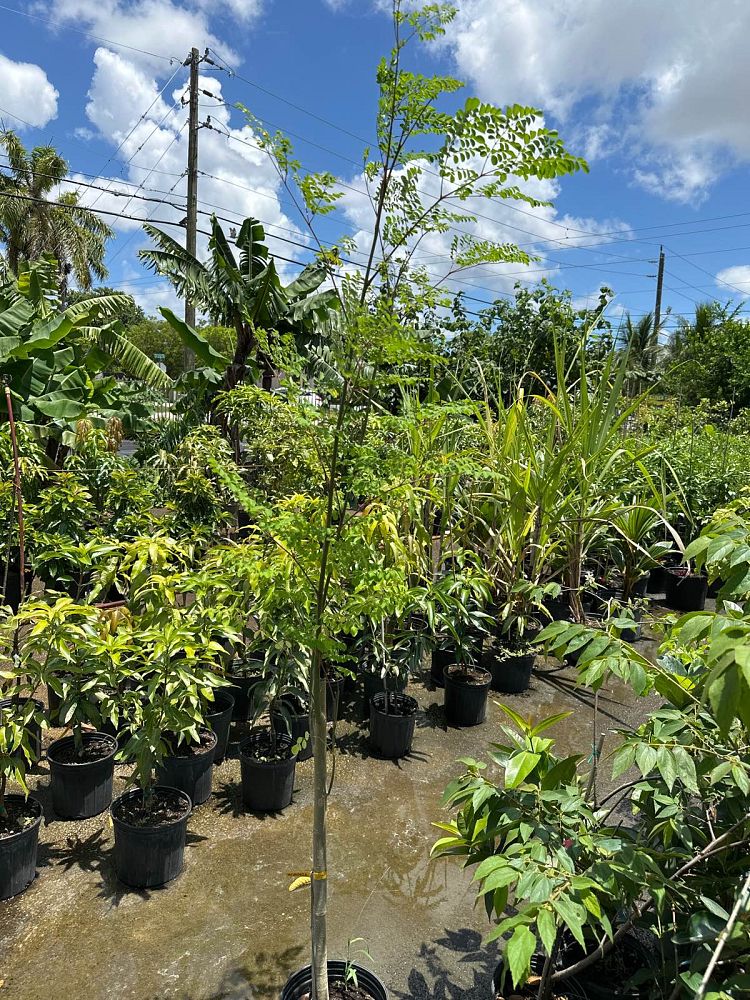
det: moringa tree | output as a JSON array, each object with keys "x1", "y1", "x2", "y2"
[{"x1": 0, "y1": 130, "x2": 112, "y2": 299}]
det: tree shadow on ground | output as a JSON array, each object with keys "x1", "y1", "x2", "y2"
[
  {"x1": 213, "y1": 779, "x2": 297, "y2": 821},
  {"x1": 391, "y1": 927, "x2": 499, "y2": 999},
  {"x1": 37, "y1": 819, "x2": 207, "y2": 906},
  {"x1": 167, "y1": 944, "x2": 306, "y2": 999}
]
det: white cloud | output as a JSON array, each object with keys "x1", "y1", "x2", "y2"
[
  {"x1": 439, "y1": 0, "x2": 750, "y2": 203},
  {"x1": 715, "y1": 265, "x2": 750, "y2": 296},
  {"x1": 47, "y1": 0, "x2": 244, "y2": 70},
  {"x1": 0, "y1": 52, "x2": 58, "y2": 128},
  {"x1": 334, "y1": 155, "x2": 632, "y2": 300},
  {"x1": 66, "y1": 47, "x2": 305, "y2": 290}
]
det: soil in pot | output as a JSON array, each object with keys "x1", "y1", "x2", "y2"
[
  {"x1": 111, "y1": 786, "x2": 191, "y2": 888},
  {"x1": 227, "y1": 659, "x2": 265, "y2": 721},
  {"x1": 204, "y1": 689, "x2": 235, "y2": 764},
  {"x1": 156, "y1": 729, "x2": 217, "y2": 807},
  {"x1": 281, "y1": 962, "x2": 387, "y2": 1000},
  {"x1": 239, "y1": 729, "x2": 297, "y2": 812},
  {"x1": 0, "y1": 795, "x2": 43, "y2": 900},
  {"x1": 271, "y1": 697, "x2": 312, "y2": 762},
  {"x1": 47, "y1": 731, "x2": 117, "y2": 819},
  {"x1": 665, "y1": 569, "x2": 708, "y2": 612},
  {"x1": 443, "y1": 664, "x2": 491, "y2": 727},
  {"x1": 369, "y1": 691, "x2": 418, "y2": 759}
]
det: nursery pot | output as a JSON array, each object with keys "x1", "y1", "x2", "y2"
[
  {"x1": 47, "y1": 731, "x2": 117, "y2": 819},
  {"x1": 156, "y1": 730, "x2": 217, "y2": 807},
  {"x1": 647, "y1": 564, "x2": 668, "y2": 594},
  {"x1": 204, "y1": 690, "x2": 235, "y2": 764},
  {"x1": 0, "y1": 560, "x2": 31, "y2": 613},
  {"x1": 430, "y1": 645, "x2": 456, "y2": 687},
  {"x1": 0, "y1": 795, "x2": 42, "y2": 900},
  {"x1": 544, "y1": 594, "x2": 573, "y2": 621},
  {"x1": 489, "y1": 649, "x2": 535, "y2": 694},
  {"x1": 281, "y1": 962, "x2": 388, "y2": 1000},
  {"x1": 443, "y1": 664, "x2": 491, "y2": 727},
  {"x1": 227, "y1": 659, "x2": 264, "y2": 721},
  {"x1": 239, "y1": 731, "x2": 297, "y2": 812},
  {"x1": 369, "y1": 692, "x2": 418, "y2": 759},
  {"x1": 271, "y1": 698, "x2": 312, "y2": 762},
  {"x1": 362, "y1": 670, "x2": 408, "y2": 717},
  {"x1": 665, "y1": 570, "x2": 708, "y2": 612},
  {"x1": 0, "y1": 697, "x2": 43, "y2": 763},
  {"x1": 110, "y1": 786, "x2": 191, "y2": 888}
]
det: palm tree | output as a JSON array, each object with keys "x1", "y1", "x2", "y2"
[
  {"x1": 0, "y1": 130, "x2": 112, "y2": 298},
  {"x1": 621, "y1": 311, "x2": 661, "y2": 393},
  {"x1": 140, "y1": 215, "x2": 339, "y2": 388}
]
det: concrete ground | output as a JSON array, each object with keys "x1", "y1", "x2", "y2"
[{"x1": 0, "y1": 644, "x2": 660, "y2": 1000}]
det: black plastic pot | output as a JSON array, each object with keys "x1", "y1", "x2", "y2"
[
  {"x1": 443, "y1": 665, "x2": 491, "y2": 727},
  {"x1": 369, "y1": 692, "x2": 418, "y2": 759},
  {"x1": 489, "y1": 650, "x2": 535, "y2": 694},
  {"x1": 227, "y1": 660, "x2": 264, "y2": 721},
  {"x1": 156, "y1": 730, "x2": 217, "y2": 807},
  {"x1": 111, "y1": 786, "x2": 191, "y2": 888},
  {"x1": 239, "y1": 732, "x2": 297, "y2": 812},
  {"x1": 665, "y1": 570, "x2": 708, "y2": 612},
  {"x1": 545, "y1": 595, "x2": 572, "y2": 621},
  {"x1": 271, "y1": 698, "x2": 312, "y2": 762},
  {"x1": 0, "y1": 561, "x2": 31, "y2": 613},
  {"x1": 204, "y1": 690, "x2": 235, "y2": 764},
  {"x1": 47, "y1": 732, "x2": 117, "y2": 819},
  {"x1": 362, "y1": 670, "x2": 408, "y2": 716},
  {"x1": 430, "y1": 646, "x2": 455, "y2": 687},
  {"x1": 647, "y1": 565, "x2": 668, "y2": 594},
  {"x1": 281, "y1": 962, "x2": 387, "y2": 1000},
  {"x1": 630, "y1": 574, "x2": 649, "y2": 598},
  {"x1": 0, "y1": 795, "x2": 42, "y2": 900},
  {"x1": 0, "y1": 697, "x2": 43, "y2": 763},
  {"x1": 588, "y1": 585, "x2": 619, "y2": 614}
]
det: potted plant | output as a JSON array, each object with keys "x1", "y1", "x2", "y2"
[
  {"x1": 14, "y1": 599, "x2": 119, "y2": 819},
  {"x1": 428, "y1": 561, "x2": 493, "y2": 687},
  {"x1": 0, "y1": 696, "x2": 44, "y2": 899},
  {"x1": 110, "y1": 614, "x2": 225, "y2": 887},
  {"x1": 608, "y1": 505, "x2": 676, "y2": 602},
  {"x1": 489, "y1": 581, "x2": 560, "y2": 694},
  {"x1": 239, "y1": 646, "x2": 305, "y2": 812},
  {"x1": 444, "y1": 599, "x2": 750, "y2": 1000},
  {"x1": 664, "y1": 560, "x2": 708, "y2": 611}
]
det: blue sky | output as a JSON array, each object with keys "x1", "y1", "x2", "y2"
[{"x1": 1, "y1": 0, "x2": 750, "y2": 338}]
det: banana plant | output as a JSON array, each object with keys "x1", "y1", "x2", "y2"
[{"x1": 1, "y1": 259, "x2": 171, "y2": 449}]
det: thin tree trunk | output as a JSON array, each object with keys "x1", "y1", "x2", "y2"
[{"x1": 310, "y1": 653, "x2": 329, "y2": 1000}]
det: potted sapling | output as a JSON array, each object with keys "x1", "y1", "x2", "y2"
[
  {"x1": 0, "y1": 695, "x2": 44, "y2": 899},
  {"x1": 111, "y1": 615, "x2": 224, "y2": 888},
  {"x1": 15, "y1": 599, "x2": 119, "y2": 819},
  {"x1": 239, "y1": 646, "x2": 304, "y2": 812},
  {"x1": 365, "y1": 612, "x2": 422, "y2": 760},
  {"x1": 489, "y1": 581, "x2": 560, "y2": 694}
]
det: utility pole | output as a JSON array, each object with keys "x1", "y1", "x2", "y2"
[
  {"x1": 183, "y1": 46, "x2": 200, "y2": 369},
  {"x1": 653, "y1": 245, "x2": 665, "y2": 335}
]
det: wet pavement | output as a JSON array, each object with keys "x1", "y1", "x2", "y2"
[{"x1": 0, "y1": 648, "x2": 660, "y2": 1000}]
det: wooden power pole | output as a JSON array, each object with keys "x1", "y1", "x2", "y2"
[
  {"x1": 183, "y1": 46, "x2": 200, "y2": 368},
  {"x1": 654, "y1": 245, "x2": 665, "y2": 335}
]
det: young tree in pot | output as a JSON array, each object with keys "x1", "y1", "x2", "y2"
[
  {"x1": 14, "y1": 598, "x2": 119, "y2": 818},
  {"x1": 608, "y1": 504, "x2": 678, "y2": 602},
  {"x1": 111, "y1": 614, "x2": 226, "y2": 887},
  {"x1": 428, "y1": 559, "x2": 493, "y2": 687},
  {"x1": 239, "y1": 644, "x2": 307, "y2": 812},
  {"x1": 0, "y1": 693, "x2": 44, "y2": 899},
  {"x1": 196, "y1": 2, "x2": 588, "y2": 993},
  {"x1": 489, "y1": 581, "x2": 560, "y2": 694},
  {"x1": 363, "y1": 608, "x2": 423, "y2": 760}
]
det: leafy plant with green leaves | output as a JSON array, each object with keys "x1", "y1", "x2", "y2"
[{"x1": 0, "y1": 695, "x2": 42, "y2": 819}]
